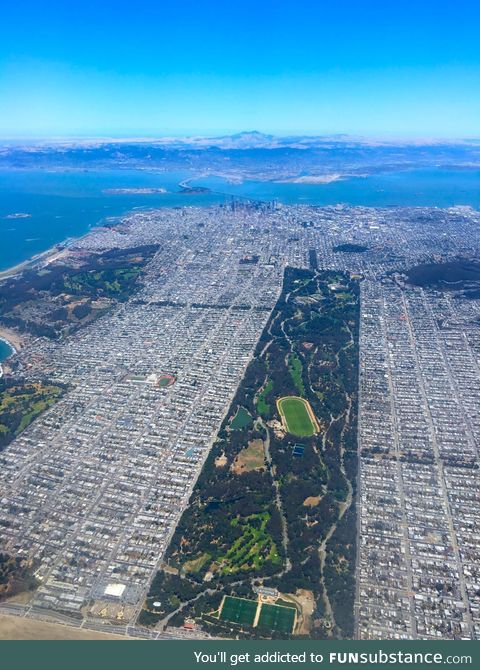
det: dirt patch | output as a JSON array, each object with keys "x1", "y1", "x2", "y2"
[
  {"x1": 303, "y1": 495, "x2": 321, "y2": 507},
  {"x1": 89, "y1": 601, "x2": 136, "y2": 621},
  {"x1": 281, "y1": 589, "x2": 315, "y2": 635},
  {"x1": 231, "y1": 439, "x2": 265, "y2": 475},
  {"x1": 215, "y1": 452, "x2": 228, "y2": 467},
  {"x1": 268, "y1": 419, "x2": 286, "y2": 439}
]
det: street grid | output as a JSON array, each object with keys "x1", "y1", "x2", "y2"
[{"x1": 0, "y1": 202, "x2": 479, "y2": 639}]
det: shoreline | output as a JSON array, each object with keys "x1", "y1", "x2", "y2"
[
  {"x1": 0, "y1": 199, "x2": 148, "y2": 281},
  {"x1": 1, "y1": 176, "x2": 478, "y2": 280},
  {"x1": 0, "y1": 339, "x2": 13, "y2": 378},
  {"x1": 0, "y1": 228, "x2": 97, "y2": 281},
  {"x1": 0, "y1": 328, "x2": 23, "y2": 353},
  {"x1": 0, "y1": 329, "x2": 22, "y2": 378},
  {"x1": 0, "y1": 336, "x2": 16, "y2": 356},
  {"x1": 0, "y1": 243, "x2": 67, "y2": 280},
  {"x1": 274, "y1": 173, "x2": 346, "y2": 184}
]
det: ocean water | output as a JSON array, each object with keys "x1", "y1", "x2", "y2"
[
  {"x1": 197, "y1": 169, "x2": 480, "y2": 207},
  {"x1": 1, "y1": 167, "x2": 479, "y2": 272},
  {"x1": 0, "y1": 338, "x2": 14, "y2": 363},
  {"x1": 0, "y1": 169, "x2": 225, "y2": 271}
]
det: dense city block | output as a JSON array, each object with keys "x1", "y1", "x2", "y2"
[{"x1": 0, "y1": 202, "x2": 479, "y2": 639}]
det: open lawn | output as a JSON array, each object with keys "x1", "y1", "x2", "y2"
[
  {"x1": 288, "y1": 353, "x2": 305, "y2": 396},
  {"x1": 157, "y1": 373, "x2": 176, "y2": 387},
  {"x1": 276, "y1": 396, "x2": 318, "y2": 437},
  {"x1": 219, "y1": 596, "x2": 257, "y2": 626},
  {"x1": 256, "y1": 379, "x2": 273, "y2": 417},
  {"x1": 63, "y1": 266, "x2": 142, "y2": 298}
]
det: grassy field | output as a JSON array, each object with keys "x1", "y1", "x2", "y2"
[
  {"x1": 182, "y1": 552, "x2": 211, "y2": 574},
  {"x1": 288, "y1": 353, "x2": 305, "y2": 396},
  {"x1": 277, "y1": 396, "x2": 318, "y2": 437},
  {"x1": 257, "y1": 603, "x2": 296, "y2": 634},
  {"x1": 218, "y1": 596, "x2": 296, "y2": 634},
  {"x1": 256, "y1": 379, "x2": 273, "y2": 417},
  {"x1": 217, "y1": 512, "x2": 280, "y2": 574},
  {"x1": 157, "y1": 373, "x2": 175, "y2": 387},
  {"x1": 219, "y1": 596, "x2": 257, "y2": 626},
  {"x1": 0, "y1": 382, "x2": 64, "y2": 448},
  {"x1": 63, "y1": 266, "x2": 142, "y2": 298}
]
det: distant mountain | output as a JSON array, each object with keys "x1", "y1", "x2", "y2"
[
  {"x1": 210, "y1": 131, "x2": 278, "y2": 148},
  {"x1": 1, "y1": 132, "x2": 479, "y2": 182},
  {"x1": 3, "y1": 131, "x2": 480, "y2": 152},
  {"x1": 152, "y1": 131, "x2": 480, "y2": 151}
]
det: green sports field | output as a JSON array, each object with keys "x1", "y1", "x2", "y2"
[
  {"x1": 277, "y1": 396, "x2": 317, "y2": 437},
  {"x1": 257, "y1": 603, "x2": 296, "y2": 634},
  {"x1": 219, "y1": 596, "x2": 257, "y2": 626},
  {"x1": 158, "y1": 374, "x2": 175, "y2": 387}
]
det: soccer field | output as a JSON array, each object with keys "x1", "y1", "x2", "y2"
[
  {"x1": 257, "y1": 603, "x2": 296, "y2": 634},
  {"x1": 277, "y1": 396, "x2": 318, "y2": 437},
  {"x1": 219, "y1": 596, "x2": 257, "y2": 626}
]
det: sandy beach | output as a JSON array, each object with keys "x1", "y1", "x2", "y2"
[
  {"x1": 0, "y1": 327, "x2": 24, "y2": 351},
  {"x1": 0, "y1": 243, "x2": 67, "y2": 280},
  {"x1": 0, "y1": 613, "x2": 134, "y2": 640}
]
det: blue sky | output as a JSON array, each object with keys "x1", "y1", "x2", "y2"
[{"x1": 1, "y1": 0, "x2": 479, "y2": 138}]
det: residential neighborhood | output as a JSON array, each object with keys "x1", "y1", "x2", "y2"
[{"x1": 1, "y1": 202, "x2": 479, "y2": 639}]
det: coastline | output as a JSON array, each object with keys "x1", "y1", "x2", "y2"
[
  {"x1": 0, "y1": 329, "x2": 22, "y2": 378},
  {"x1": 0, "y1": 243, "x2": 67, "y2": 280},
  {"x1": 1, "y1": 170, "x2": 479, "y2": 283},
  {"x1": 0, "y1": 612, "x2": 133, "y2": 640},
  {"x1": 0, "y1": 340, "x2": 13, "y2": 379},
  {"x1": 0, "y1": 328, "x2": 23, "y2": 352},
  {"x1": 0, "y1": 172, "x2": 216, "y2": 280},
  {"x1": 274, "y1": 173, "x2": 346, "y2": 184}
]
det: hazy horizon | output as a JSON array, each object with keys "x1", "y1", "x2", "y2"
[
  {"x1": 1, "y1": 130, "x2": 480, "y2": 144},
  {"x1": 1, "y1": 0, "x2": 479, "y2": 139}
]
